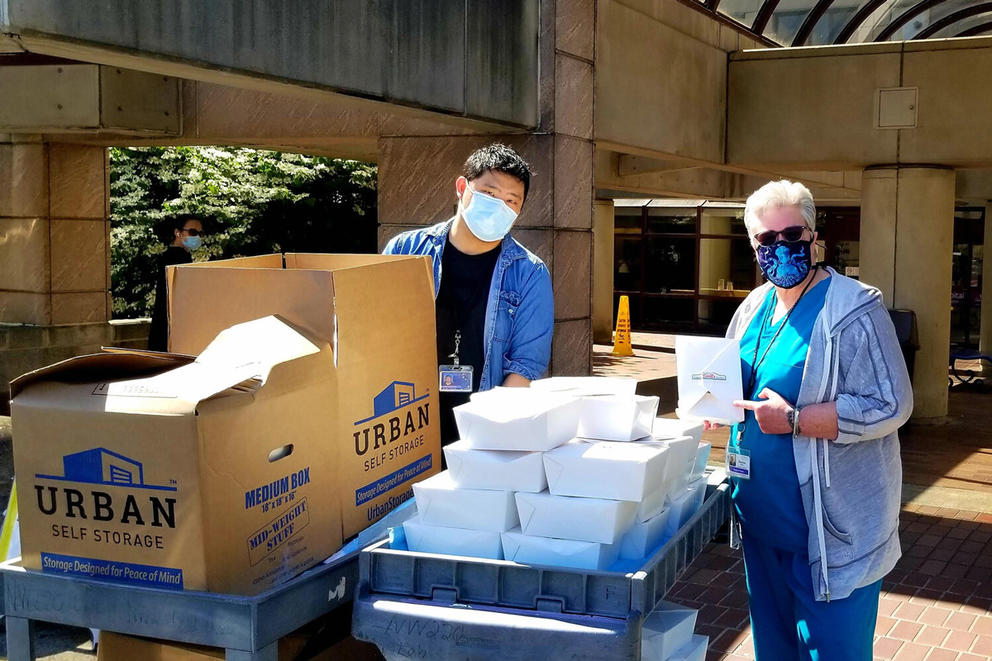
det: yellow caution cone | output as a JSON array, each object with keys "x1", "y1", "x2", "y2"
[{"x1": 611, "y1": 295, "x2": 635, "y2": 357}]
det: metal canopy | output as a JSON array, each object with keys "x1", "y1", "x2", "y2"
[{"x1": 682, "y1": 0, "x2": 992, "y2": 47}]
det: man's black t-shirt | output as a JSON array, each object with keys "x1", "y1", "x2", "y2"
[{"x1": 435, "y1": 237, "x2": 501, "y2": 447}]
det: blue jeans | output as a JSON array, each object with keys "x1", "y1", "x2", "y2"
[{"x1": 742, "y1": 533, "x2": 881, "y2": 660}]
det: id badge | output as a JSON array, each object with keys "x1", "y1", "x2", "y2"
[
  {"x1": 439, "y1": 365, "x2": 473, "y2": 392},
  {"x1": 726, "y1": 447, "x2": 751, "y2": 480}
]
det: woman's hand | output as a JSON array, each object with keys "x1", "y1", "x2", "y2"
[
  {"x1": 734, "y1": 388, "x2": 793, "y2": 434},
  {"x1": 702, "y1": 420, "x2": 725, "y2": 431}
]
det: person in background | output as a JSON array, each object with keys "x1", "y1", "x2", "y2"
[
  {"x1": 383, "y1": 143, "x2": 554, "y2": 448},
  {"x1": 706, "y1": 180, "x2": 912, "y2": 660},
  {"x1": 148, "y1": 215, "x2": 204, "y2": 352}
]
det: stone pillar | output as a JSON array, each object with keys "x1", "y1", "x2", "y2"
[
  {"x1": 377, "y1": 0, "x2": 596, "y2": 377},
  {"x1": 860, "y1": 166, "x2": 956, "y2": 419},
  {"x1": 980, "y1": 201, "x2": 992, "y2": 373},
  {"x1": 592, "y1": 199, "x2": 615, "y2": 344},
  {"x1": 0, "y1": 137, "x2": 110, "y2": 325}
]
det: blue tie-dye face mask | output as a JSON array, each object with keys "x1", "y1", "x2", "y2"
[{"x1": 756, "y1": 239, "x2": 812, "y2": 289}]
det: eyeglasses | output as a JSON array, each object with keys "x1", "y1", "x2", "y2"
[
  {"x1": 753, "y1": 225, "x2": 808, "y2": 247},
  {"x1": 181, "y1": 228, "x2": 203, "y2": 237}
]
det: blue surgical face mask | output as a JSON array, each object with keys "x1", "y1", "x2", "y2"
[
  {"x1": 182, "y1": 235, "x2": 202, "y2": 251},
  {"x1": 460, "y1": 187, "x2": 518, "y2": 242},
  {"x1": 756, "y1": 239, "x2": 812, "y2": 289}
]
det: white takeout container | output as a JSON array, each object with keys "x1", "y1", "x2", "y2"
[
  {"x1": 641, "y1": 602, "x2": 699, "y2": 661},
  {"x1": 402, "y1": 515, "x2": 503, "y2": 560},
  {"x1": 500, "y1": 529, "x2": 619, "y2": 570},
  {"x1": 454, "y1": 388, "x2": 581, "y2": 451},
  {"x1": 543, "y1": 439, "x2": 671, "y2": 502},
  {"x1": 412, "y1": 471, "x2": 518, "y2": 531},
  {"x1": 514, "y1": 491, "x2": 637, "y2": 544},
  {"x1": 669, "y1": 635, "x2": 708, "y2": 661},
  {"x1": 530, "y1": 376, "x2": 637, "y2": 397},
  {"x1": 575, "y1": 394, "x2": 659, "y2": 441},
  {"x1": 652, "y1": 417, "x2": 703, "y2": 445},
  {"x1": 692, "y1": 441, "x2": 712, "y2": 478},
  {"x1": 443, "y1": 440, "x2": 547, "y2": 492},
  {"x1": 663, "y1": 475, "x2": 708, "y2": 538},
  {"x1": 619, "y1": 505, "x2": 674, "y2": 560}
]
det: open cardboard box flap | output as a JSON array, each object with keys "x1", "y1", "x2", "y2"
[{"x1": 13, "y1": 316, "x2": 329, "y2": 415}]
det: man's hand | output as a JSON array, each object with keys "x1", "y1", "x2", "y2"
[{"x1": 734, "y1": 388, "x2": 793, "y2": 435}]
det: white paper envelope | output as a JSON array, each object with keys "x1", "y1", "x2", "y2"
[
  {"x1": 412, "y1": 471, "x2": 518, "y2": 531},
  {"x1": 575, "y1": 394, "x2": 659, "y2": 441},
  {"x1": 543, "y1": 439, "x2": 671, "y2": 502},
  {"x1": 675, "y1": 335, "x2": 744, "y2": 425},
  {"x1": 515, "y1": 491, "x2": 637, "y2": 544},
  {"x1": 454, "y1": 389, "x2": 581, "y2": 451},
  {"x1": 530, "y1": 376, "x2": 637, "y2": 397},
  {"x1": 500, "y1": 529, "x2": 619, "y2": 571},
  {"x1": 619, "y1": 505, "x2": 673, "y2": 560},
  {"x1": 641, "y1": 602, "x2": 699, "y2": 661},
  {"x1": 443, "y1": 440, "x2": 547, "y2": 492},
  {"x1": 402, "y1": 515, "x2": 503, "y2": 560},
  {"x1": 652, "y1": 417, "x2": 703, "y2": 445}
]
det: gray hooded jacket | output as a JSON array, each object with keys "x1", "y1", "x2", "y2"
[{"x1": 726, "y1": 267, "x2": 913, "y2": 602}]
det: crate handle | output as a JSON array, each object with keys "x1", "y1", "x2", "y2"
[
  {"x1": 536, "y1": 596, "x2": 565, "y2": 613},
  {"x1": 431, "y1": 587, "x2": 458, "y2": 603}
]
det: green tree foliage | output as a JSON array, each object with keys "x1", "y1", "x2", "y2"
[{"x1": 109, "y1": 146, "x2": 377, "y2": 318}]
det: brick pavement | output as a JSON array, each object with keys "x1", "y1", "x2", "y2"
[{"x1": 666, "y1": 506, "x2": 992, "y2": 661}]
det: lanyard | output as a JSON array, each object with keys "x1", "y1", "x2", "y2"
[{"x1": 744, "y1": 266, "x2": 819, "y2": 402}]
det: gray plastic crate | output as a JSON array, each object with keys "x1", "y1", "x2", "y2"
[{"x1": 352, "y1": 477, "x2": 730, "y2": 661}]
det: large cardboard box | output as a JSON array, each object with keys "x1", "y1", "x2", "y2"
[
  {"x1": 11, "y1": 316, "x2": 342, "y2": 595},
  {"x1": 167, "y1": 253, "x2": 441, "y2": 540}
]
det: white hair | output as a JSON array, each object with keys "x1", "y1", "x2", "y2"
[{"x1": 743, "y1": 180, "x2": 816, "y2": 236}]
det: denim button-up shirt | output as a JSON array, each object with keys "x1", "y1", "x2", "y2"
[{"x1": 383, "y1": 220, "x2": 553, "y2": 390}]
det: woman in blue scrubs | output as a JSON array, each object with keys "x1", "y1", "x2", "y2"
[{"x1": 706, "y1": 180, "x2": 913, "y2": 660}]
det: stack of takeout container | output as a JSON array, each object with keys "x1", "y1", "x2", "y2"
[
  {"x1": 404, "y1": 387, "x2": 581, "y2": 560},
  {"x1": 404, "y1": 378, "x2": 714, "y2": 570}
]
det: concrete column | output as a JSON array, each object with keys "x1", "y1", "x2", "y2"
[
  {"x1": 0, "y1": 137, "x2": 110, "y2": 325},
  {"x1": 377, "y1": 0, "x2": 596, "y2": 377},
  {"x1": 592, "y1": 199, "x2": 614, "y2": 343},
  {"x1": 860, "y1": 166, "x2": 956, "y2": 419},
  {"x1": 980, "y1": 202, "x2": 992, "y2": 372}
]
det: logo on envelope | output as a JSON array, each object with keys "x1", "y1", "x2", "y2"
[
  {"x1": 675, "y1": 336, "x2": 745, "y2": 426},
  {"x1": 691, "y1": 371, "x2": 727, "y2": 382}
]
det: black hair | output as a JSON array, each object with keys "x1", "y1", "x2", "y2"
[
  {"x1": 158, "y1": 214, "x2": 203, "y2": 243},
  {"x1": 462, "y1": 143, "x2": 532, "y2": 199}
]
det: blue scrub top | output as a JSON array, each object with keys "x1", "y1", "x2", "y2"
[{"x1": 730, "y1": 276, "x2": 831, "y2": 551}]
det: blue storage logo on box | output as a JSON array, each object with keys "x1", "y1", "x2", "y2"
[
  {"x1": 352, "y1": 380, "x2": 433, "y2": 515},
  {"x1": 33, "y1": 447, "x2": 178, "y2": 530},
  {"x1": 35, "y1": 447, "x2": 177, "y2": 492},
  {"x1": 354, "y1": 381, "x2": 429, "y2": 426}
]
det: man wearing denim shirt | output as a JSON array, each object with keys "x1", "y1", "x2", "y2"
[{"x1": 384, "y1": 144, "x2": 554, "y2": 448}]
